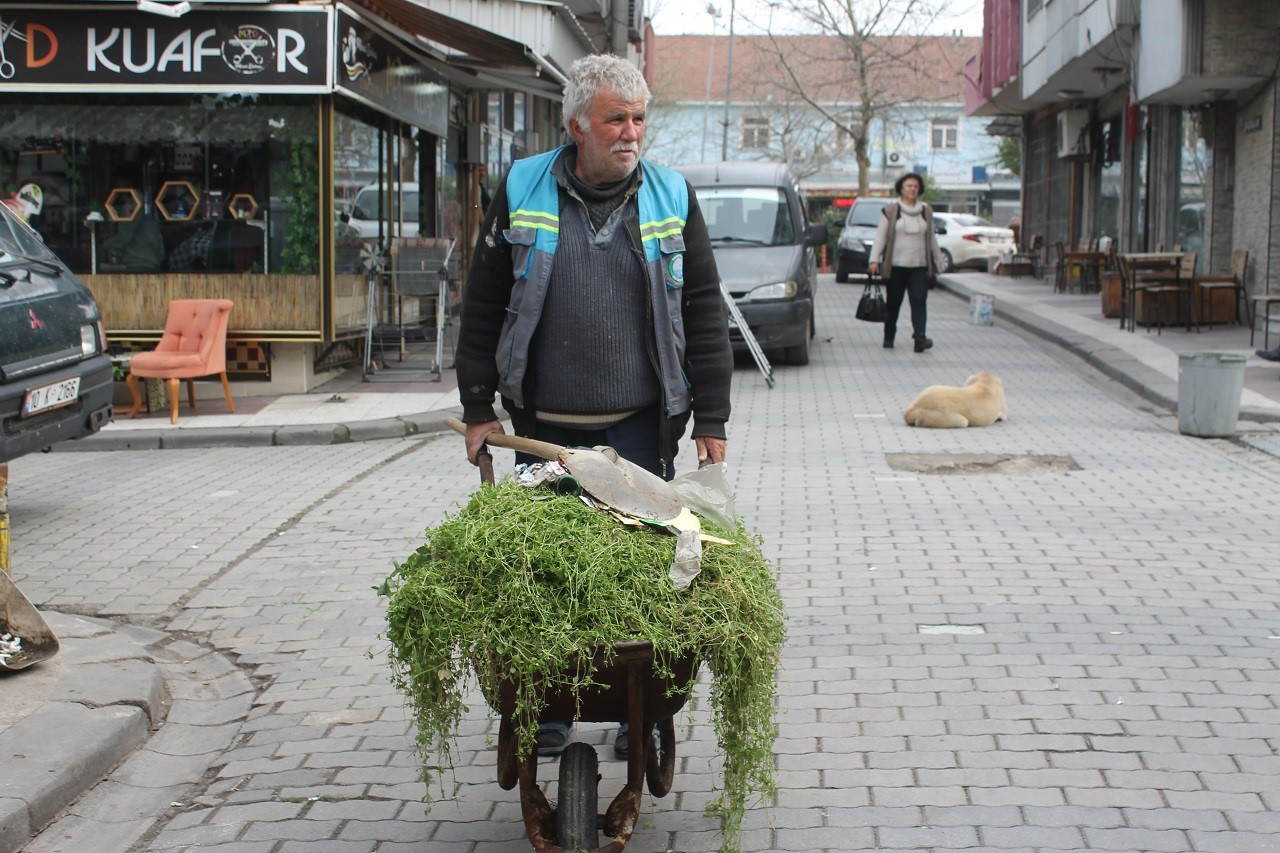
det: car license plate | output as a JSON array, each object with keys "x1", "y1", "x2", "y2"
[{"x1": 21, "y1": 377, "x2": 80, "y2": 417}]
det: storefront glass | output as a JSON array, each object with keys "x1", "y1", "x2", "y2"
[
  {"x1": 1175, "y1": 107, "x2": 1207, "y2": 272},
  {"x1": 1098, "y1": 116, "x2": 1123, "y2": 243},
  {"x1": 0, "y1": 94, "x2": 317, "y2": 276}
]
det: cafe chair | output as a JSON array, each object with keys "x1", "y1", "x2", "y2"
[
  {"x1": 1253, "y1": 289, "x2": 1280, "y2": 350},
  {"x1": 1011, "y1": 234, "x2": 1042, "y2": 279},
  {"x1": 1124, "y1": 254, "x2": 1181, "y2": 332},
  {"x1": 1194, "y1": 249, "x2": 1248, "y2": 331},
  {"x1": 1142, "y1": 253, "x2": 1195, "y2": 335},
  {"x1": 1053, "y1": 242, "x2": 1068, "y2": 292},
  {"x1": 126, "y1": 299, "x2": 235, "y2": 424}
]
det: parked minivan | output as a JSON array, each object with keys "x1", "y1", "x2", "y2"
[
  {"x1": 0, "y1": 201, "x2": 113, "y2": 463},
  {"x1": 675, "y1": 161, "x2": 828, "y2": 365}
]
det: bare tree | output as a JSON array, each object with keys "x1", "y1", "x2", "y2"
[{"x1": 748, "y1": 0, "x2": 956, "y2": 196}]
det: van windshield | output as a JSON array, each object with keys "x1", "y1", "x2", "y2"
[
  {"x1": 353, "y1": 188, "x2": 421, "y2": 223},
  {"x1": 694, "y1": 187, "x2": 795, "y2": 246}
]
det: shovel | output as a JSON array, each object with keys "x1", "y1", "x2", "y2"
[
  {"x1": 444, "y1": 417, "x2": 684, "y2": 521},
  {"x1": 0, "y1": 570, "x2": 60, "y2": 671}
]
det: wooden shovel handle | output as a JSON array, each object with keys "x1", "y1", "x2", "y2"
[{"x1": 443, "y1": 416, "x2": 565, "y2": 462}]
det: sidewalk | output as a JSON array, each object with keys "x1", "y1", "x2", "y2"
[
  {"x1": 66, "y1": 271, "x2": 1280, "y2": 454},
  {"x1": 4, "y1": 268, "x2": 1280, "y2": 851}
]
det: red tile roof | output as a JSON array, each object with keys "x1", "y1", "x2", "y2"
[{"x1": 647, "y1": 33, "x2": 979, "y2": 106}]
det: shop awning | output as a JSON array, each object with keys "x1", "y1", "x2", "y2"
[{"x1": 347, "y1": 0, "x2": 593, "y2": 97}]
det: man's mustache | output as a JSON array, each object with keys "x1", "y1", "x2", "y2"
[{"x1": 611, "y1": 143, "x2": 639, "y2": 155}]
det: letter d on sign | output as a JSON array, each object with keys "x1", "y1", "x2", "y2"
[{"x1": 26, "y1": 24, "x2": 57, "y2": 68}]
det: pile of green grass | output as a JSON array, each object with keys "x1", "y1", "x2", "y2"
[{"x1": 382, "y1": 480, "x2": 785, "y2": 853}]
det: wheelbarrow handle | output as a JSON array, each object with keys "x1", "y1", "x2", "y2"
[
  {"x1": 443, "y1": 416, "x2": 564, "y2": 462},
  {"x1": 442, "y1": 417, "x2": 498, "y2": 485}
]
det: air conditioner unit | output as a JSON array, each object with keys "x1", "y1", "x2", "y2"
[
  {"x1": 1057, "y1": 108, "x2": 1091, "y2": 158},
  {"x1": 887, "y1": 152, "x2": 901, "y2": 164}
]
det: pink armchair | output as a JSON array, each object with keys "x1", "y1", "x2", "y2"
[{"x1": 126, "y1": 299, "x2": 235, "y2": 424}]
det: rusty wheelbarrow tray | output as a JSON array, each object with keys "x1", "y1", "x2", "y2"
[{"x1": 490, "y1": 638, "x2": 700, "y2": 853}]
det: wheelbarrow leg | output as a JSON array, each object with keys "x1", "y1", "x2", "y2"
[
  {"x1": 601, "y1": 661, "x2": 647, "y2": 846},
  {"x1": 516, "y1": 748, "x2": 557, "y2": 850}
]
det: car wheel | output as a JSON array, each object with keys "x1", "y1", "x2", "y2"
[
  {"x1": 939, "y1": 249, "x2": 954, "y2": 273},
  {"x1": 784, "y1": 313, "x2": 813, "y2": 366}
]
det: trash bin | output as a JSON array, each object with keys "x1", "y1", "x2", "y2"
[{"x1": 1178, "y1": 352, "x2": 1246, "y2": 437}]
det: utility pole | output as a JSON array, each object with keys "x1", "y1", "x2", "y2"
[{"x1": 720, "y1": 0, "x2": 735, "y2": 161}]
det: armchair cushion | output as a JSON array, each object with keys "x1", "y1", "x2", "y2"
[{"x1": 129, "y1": 298, "x2": 234, "y2": 380}]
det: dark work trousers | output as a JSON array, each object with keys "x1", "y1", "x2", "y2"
[
  {"x1": 515, "y1": 405, "x2": 673, "y2": 481},
  {"x1": 883, "y1": 265, "x2": 930, "y2": 340}
]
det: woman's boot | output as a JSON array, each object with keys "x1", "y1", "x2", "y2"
[
  {"x1": 913, "y1": 334, "x2": 933, "y2": 353},
  {"x1": 883, "y1": 330, "x2": 895, "y2": 349}
]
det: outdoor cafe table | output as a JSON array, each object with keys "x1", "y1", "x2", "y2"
[
  {"x1": 1121, "y1": 253, "x2": 1185, "y2": 331},
  {"x1": 1062, "y1": 251, "x2": 1107, "y2": 293}
]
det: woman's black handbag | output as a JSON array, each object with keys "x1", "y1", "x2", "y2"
[{"x1": 856, "y1": 282, "x2": 887, "y2": 323}]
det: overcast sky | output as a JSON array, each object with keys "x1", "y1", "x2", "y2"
[{"x1": 647, "y1": 0, "x2": 985, "y2": 38}]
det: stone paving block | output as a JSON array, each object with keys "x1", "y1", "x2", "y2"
[
  {"x1": 981, "y1": 824, "x2": 1085, "y2": 849},
  {"x1": 1082, "y1": 826, "x2": 1192, "y2": 851}
]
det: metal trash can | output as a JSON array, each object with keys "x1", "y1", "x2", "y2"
[{"x1": 1178, "y1": 352, "x2": 1246, "y2": 437}]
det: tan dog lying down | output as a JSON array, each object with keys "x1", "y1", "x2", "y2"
[{"x1": 904, "y1": 371, "x2": 1008, "y2": 428}]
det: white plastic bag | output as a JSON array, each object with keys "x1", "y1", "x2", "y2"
[{"x1": 672, "y1": 462, "x2": 737, "y2": 532}]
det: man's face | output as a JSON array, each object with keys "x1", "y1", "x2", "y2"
[{"x1": 569, "y1": 88, "x2": 646, "y2": 186}]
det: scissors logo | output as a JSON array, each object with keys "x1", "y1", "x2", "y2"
[
  {"x1": 0, "y1": 16, "x2": 29, "y2": 79},
  {"x1": 221, "y1": 24, "x2": 274, "y2": 75}
]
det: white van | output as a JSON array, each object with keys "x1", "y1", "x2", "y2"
[{"x1": 339, "y1": 182, "x2": 421, "y2": 239}]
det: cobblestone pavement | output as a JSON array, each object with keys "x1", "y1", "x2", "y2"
[{"x1": 8, "y1": 276, "x2": 1280, "y2": 852}]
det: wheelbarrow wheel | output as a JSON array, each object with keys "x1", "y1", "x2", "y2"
[{"x1": 556, "y1": 742, "x2": 599, "y2": 851}]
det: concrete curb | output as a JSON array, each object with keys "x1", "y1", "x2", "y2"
[
  {"x1": 0, "y1": 614, "x2": 163, "y2": 851},
  {"x1": 61, "y1": 407, "x2": 464, "y2": 453}
]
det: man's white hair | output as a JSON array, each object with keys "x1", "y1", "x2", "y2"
[{"x1": 561, "y1": 54, "x2": 651, "y2": 135}]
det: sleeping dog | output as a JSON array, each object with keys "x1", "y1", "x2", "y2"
[{"x1": 904, "y1": 371, "x2": 1008, "y2": 428}]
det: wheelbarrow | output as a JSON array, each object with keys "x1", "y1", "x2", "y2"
[
  {"x1": 469, "y1": 447, "x2": 698, "y2": 852},
  {"x1": 491, "y1": 639, "x2": 698, "y2": 852}
]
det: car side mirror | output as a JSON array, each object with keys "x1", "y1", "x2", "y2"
[
  {"x1": 805, "y1": 223, "x2": 828, "y2": 247},
  {"x1": 338, "y1": 211, "x2": 351, "y2": 223},
  {"x1": 934, "y1": 223, "x2": 947, "y2": 235}
]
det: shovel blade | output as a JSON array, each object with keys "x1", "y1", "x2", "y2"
[
  {"x1": 0, "y1": 571, "x2": 60, "y2": 670},
  {"x1": 562, "y1": 446, "x2": 683, "y2": 521}
]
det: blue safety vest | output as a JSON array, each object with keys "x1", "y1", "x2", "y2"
[{"x1": 496, "y1": 146, "x2": 693, "y2": 415}]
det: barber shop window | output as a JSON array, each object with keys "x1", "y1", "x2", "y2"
[
  {"x1": 742, "y1": 117, "x2": 771, "y2": 150},
  {"x1": 930, "y1": 117, "x2": 959, "y2": 150},
  {"x1": 0, "y1": 94, "x2": 318, "y2": 276}
]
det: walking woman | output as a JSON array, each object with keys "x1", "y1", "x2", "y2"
[{"x1": 867, "y1": 172, "x2": 945, "y2": 352}]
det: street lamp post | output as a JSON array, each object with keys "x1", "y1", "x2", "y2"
[
  {"x1": 721, "y1": 0, "x2": 735, "y2": 161},
  {"x1": 701, "y1": 4, "x2": 719, "y2": 162}
]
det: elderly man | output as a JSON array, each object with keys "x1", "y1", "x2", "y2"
[{"x1": 455, "y1": 53, "x2": 733, "y2": 757}]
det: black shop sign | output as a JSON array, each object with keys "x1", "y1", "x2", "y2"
[
  {"x1": 335, "y1": 9, "x2": 447, "y2": 137},
  {"x1": 0, "y1": 6, "x2": 330, "y2": 91}
]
